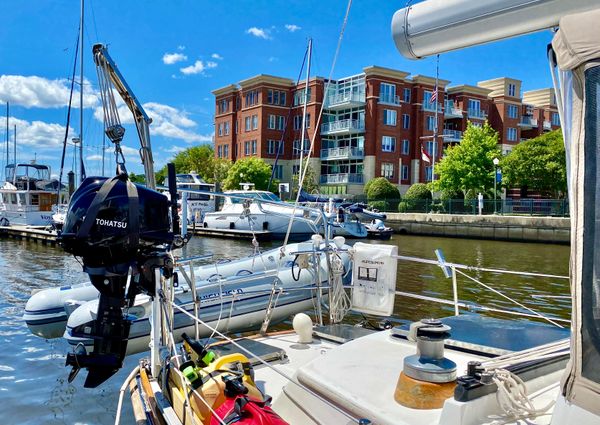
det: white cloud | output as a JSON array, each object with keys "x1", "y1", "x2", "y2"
[
  {"x1": 0, "y1": 116, "x2": 74, "y2": 150},
  {"x1": 180, "y1": 60, "x2": 217, "y2": 75},
  {"x1": 162, "y1": 52, "x2": 188, "y2": 65},
  {"x1": 0, "y1": 75, "x2": 99, "y2": 109},
  {"x1": 163, "y1": 145, "x2": 186, "y2": 154},
  {"x1": 246, "y1": 27, "x2": 271, "y2": 39},
  {"x1": 268, "y1": 56, "x2": 278, "y2": 62},
  {"x1": 86, "y1": 154, "x2": 103, "y2": 161},
  {"x1": 211, "y1": 53, "x2": 223, "y2": 60},
  {"x1": 285, "y1": 24, "x2": 301, "y2": 32},
  {"x1": 177, "y1": 45, "x2": 186, "y2": 51}
]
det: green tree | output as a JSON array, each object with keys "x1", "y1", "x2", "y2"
[
  {"x1": 365, "y1": 177, "x2": 400, "y2": 211},
  {"x1": 222, "y1": 157, "x2": 274, "y2": 191},
  {"x1": 501, "y1": 130, "x2": 566, "y2": 198},
  {"x1": 292, "y1": 163, "x2": 319, "y2": 194},
  {"x1": 155, "y1": 145, "x2": 232, "y2": 186},
  {"x1": 398, "y1": 183, "x2": 432, "y2": 212},
  {"x1": 128, "y1": 172, "x2": 146, "y2": 184},
  {"x1": 403, "y1": 183, "x2": 432, "y2": 200},
  {"x1": 433, "y1": 122, "x2": 501, "y2": 198}
]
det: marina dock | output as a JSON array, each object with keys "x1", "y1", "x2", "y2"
[{"x1": 0, "y1": 225, "x2": 58, "y2": 246}]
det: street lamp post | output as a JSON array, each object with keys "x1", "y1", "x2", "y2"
[{"x1": 493, "y1": 157, "x2": 500, "y2": 214}]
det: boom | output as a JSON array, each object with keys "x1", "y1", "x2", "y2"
[{"x1": 93, "y1": 43, "x2": 156, "y2": 189}]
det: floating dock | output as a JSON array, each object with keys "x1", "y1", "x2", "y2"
[
  {"x1": 0, "y1": 225, "x2": 58, "y2": 246},
  {"x1": 188, "y1": 226, "x2": 272, "y2": 241}
]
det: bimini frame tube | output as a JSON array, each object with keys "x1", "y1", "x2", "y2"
[{"x1": 392, "y1": 0, "x2": 598, "y2": 60}]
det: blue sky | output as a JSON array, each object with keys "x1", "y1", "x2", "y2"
[{"x1": 0, "y1": 0, "x2": 556, "y2": 178}]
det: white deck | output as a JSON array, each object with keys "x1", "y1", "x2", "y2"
[{"x1": 250, "y1": 330, "x2": 565, "y2": 425}]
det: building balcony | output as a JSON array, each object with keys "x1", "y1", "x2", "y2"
[
  {"x1": 442, "y1": 129, "x2": 463, "y2": 142},
  {"x1": 444, "y1": 101, "x2": 463, "y2": 118},
  {"x1": 320, "y1": 173, "x2": 364, "y2": 184},
  {"x1": 422, "y1": 101, "x2": 442, "y2": 112},
  {"x1": 379, "y1": 94, "x2": 402, "y2": 106},
  {"x1": 467, "y1": 108, "x2": 487, "y2": 120},
  {"x1": 320, "y1": 146, "x2": 364, "y2": 161},
  {"x1": 321, "y1": 119, "x2": 365, "y2": 135},
  {"x1": 325, "y1": 92, "x2": 365, "y2": 110},
  {"x1": 543, "y1": 121, "x2": 552, "y2": 131},
  {"x1": 518, "y1": 116, "x2": 538, "y2": 129}
]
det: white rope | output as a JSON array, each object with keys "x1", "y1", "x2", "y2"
[
  {"x1": 486, "y1": 368, "x2": 555, "y2": 424},
  {"x1": 114, "y1": 365, "x2": 140, "y2": 425},
  {"x1": 328, "y1": 251, "x2": 351, "y2": 323}
]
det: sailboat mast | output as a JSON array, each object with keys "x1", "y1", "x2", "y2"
[
  {"x1": 5, "y1": 102, "x2": 8, "y2": 177},
  {"x1": 298, "y1": 38, "x2": 312, "y2": 188},
  {"x1": 79, "y1": 0, "x2": 84, "y2": 183},
  {"x1": 432, "y1": 54, "x2": 439, "y2": 183},
  {"x1": 13, "y1": 125, "x2": 16, "y2": 169}
]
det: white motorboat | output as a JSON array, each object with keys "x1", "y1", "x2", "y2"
[
  {"x1": 202, "y1": 190, "x2": 322, "y2": 238},
  {"x1": 0, "y1": 163, "x2": 66, "y2": 227},
  {"x1": 163, "y1": 172, "x2": 216, "y2": 224}
]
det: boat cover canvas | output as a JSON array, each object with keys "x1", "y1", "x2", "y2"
[{"x1": 552, "y1": 8, "x2": 600, "y2": 415}]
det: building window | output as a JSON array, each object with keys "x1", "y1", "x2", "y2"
[
  {"x1": 552, "y1": 112, "x2": 560, "y2": 126},
  {"x1": 293, "y1": 88, "x2": 311, "y2": 106},
  {"x1": 277, "y1": 116, "x2": 285, "y2": 130},
  {"x1": 402, "y1": 114, "x2": 410, "y2": 129},
  {"x1": 468, "y1": 99, "x2": 480, "y2": 111},
  {"x1": 218, "y1": 123, "x2": 223, "y2": 136},
  {"x1": 273, "y1": 164, "x2": 283, "y2": 179},
  {"x1": 244, "y1": 116, "x2": 251, "y2": 132},
  {"x1": 383, "y1": 109, "x2": 397, "y2": 126},
  {"x1": 402, "y1": 140, "x2": 410, "y2": 155},
  {"x1": 380, "y1": 82, "x2": 396, "y2": 103},
  {"x1": 401, "y1": 165, "x2": 409, "y2": 181},
  {"x1": 267, "y1": 90, "x2": 287, "y2": 106},
  {"x1": 293, "y1": 115, "x2": 301, "y2": 130},
  {"x1": 268, "y1": 115, "x2": 276, "y2": 130},
  {"x1": 508, "y1": 83, "x2": 516, "y2": 97},
  {"x1": 224, "y1": 122, "x2": 230, "y2": 135},
  {"x1": 403, "y1": 88, "x2": 411, "y2": 103},
  {"x1": 425, "y1": 166, "x2": 433, "y2": 182},
  {"x1": 224, "y1": 145, "x2": 229, "y2": 157},
  {"x1": 426, "y1": 116, "x2": 435, "y2": 131},
  {"x1": 381, "y1": 163, "x2": 394, "y2": 179},
  {"x1": 252, "y1": 115, "x2": 258, "y2": 130},
  {"x1": 267, "y1": 139, "x2": 280, "y2": 155},
  {"x1": 293, "y1": 139, "x2": 310, "y2": 154},
  {"x1": 244, "y1": 141, "x2": 250, "y2": 156},
  {"x1": 507, "y1": 104, "x2": 518, "y2": 119},
  {"x1": 252, "y1": 140, "x2": 257, "y2": 155},
  {"x1": 217, "y1": 145, "x2": 222, "y2": 157},
  {"x1": 426, "y1": 141, "x2": 437, "y2": 157},
  {"x1": 382, "y1": 136, "x2": 396, "y2": 152},
  {"x1": 507, "y1": 127, "x2": 517, "y2": 141},
  {"x1": 218, "y1": 99, "x2": 228, "y2": 114},
  {"x1": 292, "y1": 164, "x2": 300, "y2": 175},
  {"x1": 245, "y1": 90, "x2": 258, "y2": 107}
]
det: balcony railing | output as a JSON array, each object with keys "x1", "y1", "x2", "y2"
[
  {"x1": 320, "y1": 146, "x2": 364, "y2": 160},
  {"x1": 518, "y1": 116, "x2": 538, "y2": 128},
  {"x1": 325, "y1": 92, "x2": 365, "y2": 108},
  {"x1": 543, "y1": 121, "x2": 552, "y2": 130},
  {"x1": 422, "y1": 101, "x2": 442, "y2": 112},
  {"x1": 379, "y1": 94, "x2": 402, "y2": 105},
  {"x1": 444, "y1": 101, "x2": 463, "y2": 118},
  {"x1": 320, "y1": 173, "x2": 364, "y2": 184},
  {"x1": 442, "y1": 129, "x2": 463, "y2": 141},
  {"x1": 321, "y1": 119, "x2": 365, "y2": 135},
  {"x1": 467, "y1": 108, "x2": 487, "y2": 119}
]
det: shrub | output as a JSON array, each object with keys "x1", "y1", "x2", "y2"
[
  {"x1": 368, "y1": 200, "x2": 388, "y2": 212},
  {"x1": 404, "y1": 183, "x2": 432, "y2": 200},
  {"x1": 366, "y1": 177, "x2": 400, "y2": 200}
]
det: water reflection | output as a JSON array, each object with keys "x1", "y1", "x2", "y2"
[{"x1": 0, "y1": 234, "x2": 570, "y2": 424}]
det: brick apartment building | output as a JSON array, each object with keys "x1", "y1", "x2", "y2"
[{"x1": 213, "y1": 66, "x2": 560, "y2": 195}]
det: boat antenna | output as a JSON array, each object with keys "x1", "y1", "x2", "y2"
[
  {"x1": 266, "y1": 42, "x2": 309, "y2": 191},
  {"x1": 57, "y1": 28, "x2": 80, "y2": 205},
  {"x1": 79, "y1": 0, "x2": 85, "y2": 183}
]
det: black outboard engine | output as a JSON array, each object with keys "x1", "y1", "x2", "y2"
[{"x1": 59, "y1": 173, "x2": 173, "y2": 387}]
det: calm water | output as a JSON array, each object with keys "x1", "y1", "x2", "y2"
[{"x1": 0, "y1": 234, "x2": 570, "y2": 424}]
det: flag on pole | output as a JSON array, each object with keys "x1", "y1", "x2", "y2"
[
  {"x1": 421, "y1": 145, "x2": 431, "y2": 163},
  {"x1": 430, "y1": 86, "x2": 438, "y2": 104}
]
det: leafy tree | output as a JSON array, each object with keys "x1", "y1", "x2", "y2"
[
  {"x1": 365, "y1": 177, "x2": 400, "y2": 211},
  {"x1": 404, "y1": 183, "x2": 432, "y2": 200},
  {"x1": 433, "y1": 122, "x2": 501, "y2": 198},
  {"x1": 292, "y1": 163, "x2": 319, "y2": 194},
  {"x1": 222, "y1": 157, "x2": 274, "y2": 191},
  {"x1": 501, "y1": 130, "x2": 566, "y2": 198},
  {"x1": 155, "y1": 145, "x2": 232, "y2": 186},
  {"x1": 128, "y1": 172, "x2": 146, "y2": 184}
]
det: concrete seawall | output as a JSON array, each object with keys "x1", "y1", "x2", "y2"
[{"x1": 385, "y1": 213, "x2": 570, "y2": 244}]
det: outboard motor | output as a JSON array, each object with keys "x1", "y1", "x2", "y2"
[{"x1": 59, "y1": 173, "x2": 173, "y2": 387}]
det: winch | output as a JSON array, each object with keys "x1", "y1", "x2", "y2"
[{"x1": 395, "y1": 318, "x2": 457, "y2": 409}]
